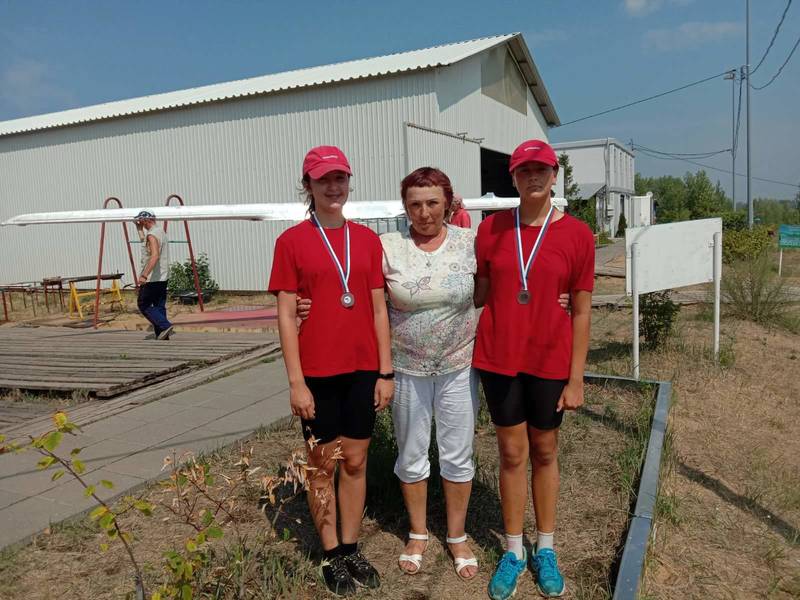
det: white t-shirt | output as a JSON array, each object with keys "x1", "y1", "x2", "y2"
[
  {"x1": 381, "y1": 225, "x2": 477, "y2": 376},
  {"x1": 141, "y1": 226, "x2": 170, "y2": 283}
]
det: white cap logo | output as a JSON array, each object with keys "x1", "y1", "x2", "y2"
[{"x1": 322, "y1": 154, "x2": 338, "y2": 160}]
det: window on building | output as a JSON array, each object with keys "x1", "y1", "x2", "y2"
[{"x1": 481, "y1": 46, "x2": 527, "y2": 115}]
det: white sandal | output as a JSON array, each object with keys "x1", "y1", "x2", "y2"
[
  {"x1": 446, "y1": 534, "x2": 479, "y2": 580},
  {"x1": 398, "y1": 530, "x2": 429, "y2": 574}
]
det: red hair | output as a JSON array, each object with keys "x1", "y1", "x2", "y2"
[{"x1": 400, "y1": 167, "x2": 454, "y2": 205}]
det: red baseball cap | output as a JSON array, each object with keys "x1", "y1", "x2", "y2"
[
  {"x1": 508, "y1": 139, "x2": 558, "y2": 173},
  {"x1": 302, "y1": 145, "x2": 353, "y2": 179}
]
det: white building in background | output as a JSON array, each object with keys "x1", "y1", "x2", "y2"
[
  {"x1": 552, "y1": 138, "x2": 641, "y2": 236},
  {"x1": 0, "y1": 33, "x2": 560, "y2": 290}
]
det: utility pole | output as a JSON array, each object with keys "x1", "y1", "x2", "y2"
[
  {"x1": 724, "y1": 70, "x2": 736, "y2": 207},
  {"x1": 746, "y1": 0, "x2": 753, "y2": 228}
]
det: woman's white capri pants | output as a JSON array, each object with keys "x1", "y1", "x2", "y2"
[{"x1": 392, "y1": 366, "x2": 479, "y2": 483}]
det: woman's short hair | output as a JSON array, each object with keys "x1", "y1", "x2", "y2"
[{"x1": 400, "y1": 167, "x2": 454, "y2": 205}]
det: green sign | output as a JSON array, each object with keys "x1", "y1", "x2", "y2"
[{"x1": 779, "y1": 224, "x2": 800, "y2": 248}]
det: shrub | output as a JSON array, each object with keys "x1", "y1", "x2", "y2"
[
  {"x1": 598, "y1": 230, "x2": 611, "y2": 246},
  {"x1": 716, "y1": 210, "x2": 747, "y2": 231},
  {"x1": 722, "y1": 226, "x2": 772, "y2": 264},
  {"x1": 640, "y1": 290, "x2": 680, "y2": 349},
  {"x1": 616, "y1": 213, "x2": 627, "y2": 238},
  {"x1": 167, "y1": 252, "x2": 220, "y2": 297},
  {"x1": 723, "y1": 253, "x2": 791, "y2": 325}
]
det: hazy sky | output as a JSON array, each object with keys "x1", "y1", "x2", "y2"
[{"x1": 1, "y1": 0, "x2": 798, "y2": 200}]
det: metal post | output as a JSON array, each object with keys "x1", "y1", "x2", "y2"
[
  {"x1": 165, "y1": 194, "x2": 204, "y2": 311},
  {"x1": 1, "y1": 290, "x2": 7, "y2": 322},
  {"x1": 95, "y1": 197, "x2": 138, "y2": 328},
  {"x1": 631, "y1": 243, "x2": 640, "y2": 380},
  {"x1": 746, "y1": 0, "x2": 753, "y2": 228},
  {"x1": 713, "y1": 232, "x2": 722, "y2": 361},
  {"x1": 778, "y1": 248, "x2": 783, "y2": 277}
]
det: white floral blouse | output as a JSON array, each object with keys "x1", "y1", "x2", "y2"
[{"x1": 380, "y1": 225, "x2": 477, "y2": 376}]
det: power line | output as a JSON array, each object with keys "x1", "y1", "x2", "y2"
[
  {"x1": 751, "y1": 35, "x2": 800, "y2": 89},
  {"x1": 635, "y1": 144, "x2": 731, "y2": 159},
  {"x1": 557, "y1": 70, "x2": 732, "y2": 127},
  {"x1": 633, "y1": 145, "x2": 799, "y2": 188},
  {"x1": 751, "y1": 0, "x2": 793, "y2": 75}
]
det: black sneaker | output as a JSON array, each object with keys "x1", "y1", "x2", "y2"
[
  {"x1": 322, "y1": 554, "x2": 357, "y2": 596},
  {"x1": 342, "y1": 550, "x2": 380, "y2": 588}
]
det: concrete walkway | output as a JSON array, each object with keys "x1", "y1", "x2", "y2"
[{"x1": 0, "y1": 359, "x2": 290, "y2": 550}]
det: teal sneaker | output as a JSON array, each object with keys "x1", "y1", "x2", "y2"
[
  {"x1": 530, "y1": 548, "x2": 565, "y2": 597},
  {"x1": 488, "y1": 548, "x2": 527, "y2": 600}
]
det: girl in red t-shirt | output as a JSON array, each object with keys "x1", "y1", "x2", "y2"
[
  {"x1": 268, "y1": 145, "x2": 394, "y2": 596},
  {"x1": 475, "y1": 140, "x2": 594, "y2": 599}
]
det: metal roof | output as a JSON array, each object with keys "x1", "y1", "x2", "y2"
[
  {"x1": 553, "y1": 138, "x2": 634, "y2": 157},
  {"x1": 0, "y1": 33, "x2": 559, "y2": 138},
  {"x1": 577, "y1": 183, "x2": 606, "y2": 199}
]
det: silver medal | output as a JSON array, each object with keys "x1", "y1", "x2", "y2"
[
  {"x1": 514, "y1": 204, "x2": 556, "y2": 306},
  {"x1": 311, "y1": 212, "x2": 354, "y2": 310},
  {"x1": 341, "y1": 292, "x2": 355, "y2": 308}
]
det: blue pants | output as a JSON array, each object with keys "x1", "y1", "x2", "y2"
[{"x1": 137, "y1": 281, "x2": 171, "y2": 335}]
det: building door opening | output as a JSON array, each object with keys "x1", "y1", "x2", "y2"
[{"x1": 481, "y1": 147, "x2": 516, "y2": 197}]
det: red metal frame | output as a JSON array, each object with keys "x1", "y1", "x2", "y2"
[
  {"x1": 164, "y1": 194, "x2": 204, "y2": 312},
  {"x1": 93, "y1": 197, "x2": 139, "y2": 328}
]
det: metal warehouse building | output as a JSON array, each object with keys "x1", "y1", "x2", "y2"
[
  {"x1": 552, "y1": 138, "x2": 635, "y2": 237},
  {"x1": 0, "y1": 33, "x2": 559, "y2": 290}
]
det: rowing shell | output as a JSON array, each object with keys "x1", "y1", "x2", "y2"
[{"x1": 1, "y1": 196, "x2": 567, "y2": 226}]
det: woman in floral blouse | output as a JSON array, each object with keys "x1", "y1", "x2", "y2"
[{"x1": 381, "y1": 167, "x2": 480, "y2": 581}]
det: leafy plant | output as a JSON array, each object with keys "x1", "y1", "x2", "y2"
[
  {"x1": 0, "y1": 413, "x2": 153, "y2": 599},
  {"x1": 722, "y1": 226, "x2": 773, "y2": 264},
  {"x1": 167, "y1": 253, "x2": 219, "y2": 297},
  {"x1": 640, "y1": 290, "x2": 680, "y2": 349}
]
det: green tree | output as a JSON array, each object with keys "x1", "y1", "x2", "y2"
[{"x1": 559, "y1": 153, "x2": 597, "y2": 231}]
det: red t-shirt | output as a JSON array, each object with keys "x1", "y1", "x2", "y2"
[
  {"x1": 450, "y1": 208, "x2": 472, "y2": 228},
  {"x1": 473, "y1": 210, "x2": 595, "y2": 379},
  {"x1": 268, "y1": 219, "x2": 385, "y2": 377}
]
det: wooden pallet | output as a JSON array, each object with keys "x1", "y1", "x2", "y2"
[{"x1": 0, "y1": 327, "x2": 277, "y2": 398}]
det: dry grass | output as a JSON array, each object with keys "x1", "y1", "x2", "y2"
[{"x1": 0, "y1": 383, "x2": 653, "y2": 599}]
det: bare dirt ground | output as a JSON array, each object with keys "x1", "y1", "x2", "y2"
[{"x1": 1, "y1": 291, "x2": 276, "y2": 331}]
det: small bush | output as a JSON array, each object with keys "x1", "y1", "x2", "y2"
[
  {"x1": 598, "y1": 230, "x2": 611, "y2": 246},
  {"x1": 615, "y1": 213, "x2": 627, "y2": 238},
  {"x1": 640, "y1": 290, "x2": 680, "y2": 349},
  {"x1": 716, "y1": 210, "x2": 748, "y2": 231},
  {"x1": 723, "y1": 253, "x2": 791, "y2": 325},
  {"x1": 167, "y1": 252, "x2": 220, "y2": 297},
  {"x1": 722, "y1": 226, "x2": 773, "y2": 264}
]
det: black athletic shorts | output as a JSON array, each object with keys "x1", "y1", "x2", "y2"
[
  {"x1": 302, "y1": 370, "x2": 378, "y2": 444},
  {"x1": 477, "y1": 369, "x2": 567, "y2": 430}
]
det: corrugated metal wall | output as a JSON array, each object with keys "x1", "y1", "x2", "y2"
[
  {"x1": 0, "y1": 72, "x2": 438, "y2": 289},
  {"x1": 435, "y1": 55, "x2": 549, "y2": 155},
  {"x1": 405, "y1": 123, "x2": 481, "y2": 197}
]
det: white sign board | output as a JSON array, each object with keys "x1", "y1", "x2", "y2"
[{"x1": 625, "y1": 218, "x2": 722, "y2": 296}]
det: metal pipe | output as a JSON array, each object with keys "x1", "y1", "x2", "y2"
[
  {"x1": 2, "y1": 290, "x2": 7, "y2": 322},
  {"x1": 94, "y1": 197, "x2": 133, "y2": 328},
  {"x1": 631, "y1": 242, "x2": 640, "y2": 380},
  {"x1": 713, "y1": 232, "x2": 722, "y2": 360},
  {"x1": 746, "y1": 0, "x2": 753, "y2": 228},
  {"x1": 165, "y1": 194, "x2": 204, "y2": 312}
]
